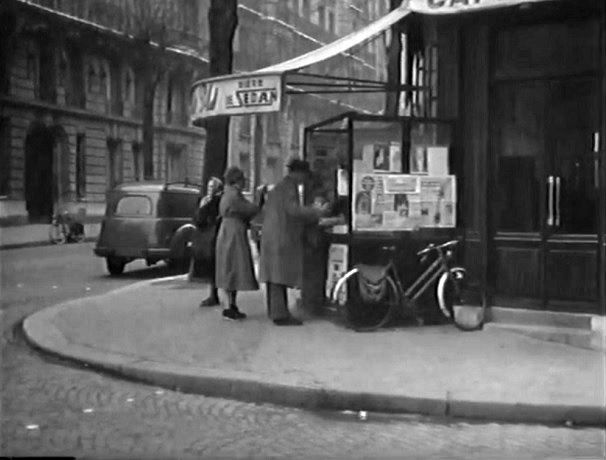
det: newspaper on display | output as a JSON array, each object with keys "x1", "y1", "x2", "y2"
[
  {"x1": 325, "y1": 244, "x2": 349, "y2": 302},
  {"x1": 352, "y1": 173, "x2": 456, "y2": 231}
]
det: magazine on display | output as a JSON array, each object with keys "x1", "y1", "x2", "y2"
[
  {"x1": 325, "y1": 244, "x2": 349, "y2": 302},
  {"x1": 352, "y1": 173, "x2": 456, "y2": 231}
]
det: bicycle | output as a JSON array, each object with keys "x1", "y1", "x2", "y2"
[
  {"x1": 331, "y1": 239, "x2": 484, "y2": 332},
  {"x1": 49, "y1": 210, "x2": 85, "y2": 244}
]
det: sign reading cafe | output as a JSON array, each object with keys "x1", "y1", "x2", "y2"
[
  {"x1": 409, "y1": 0, "x2": 554, "y2": 14},
  {"x1": 191, "y1": 73, "x2": 282, "y2": 119}
]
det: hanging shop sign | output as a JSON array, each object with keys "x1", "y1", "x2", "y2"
[
  {"x1": 409, "y1": 0, "x2": 556, "y2": 14},
  {"x1": 191, "y1": 73, "x2": 283, "y2": 119}
]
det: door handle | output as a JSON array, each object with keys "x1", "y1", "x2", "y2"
[
  {"x1": 555, "y1": 176, "x2": 562, "y2": 227},
  {"x1": 547, "y1": 176, "x2": 554, "y2": 227},
  {"x1": 594, "y1": 132, "x2": 600, "y2": 189}
]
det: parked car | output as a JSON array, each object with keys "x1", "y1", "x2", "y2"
[{"x1": 94, "y1": 181, "x2": 201, "y2": 275}]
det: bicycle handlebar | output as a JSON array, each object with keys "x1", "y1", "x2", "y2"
[{"x1": 416, "y1": 239, "x2": 459, "y2": 257}]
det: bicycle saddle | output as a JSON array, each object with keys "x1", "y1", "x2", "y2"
[{"x1": 355, "y1": 264, "x2": 389, "y2": 283}]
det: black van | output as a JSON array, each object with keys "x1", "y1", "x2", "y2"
[{"x1": 94, "y1": 182, "x2": 200, "y2": 275}]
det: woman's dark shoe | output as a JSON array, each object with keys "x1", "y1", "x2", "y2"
[
  {"x1": 223, "y1": 306, "x2": 246, "y2": 320},
  {"x1": 273, "y1": 317, "x2": 303, "y2": 326},
  {"x1": 199, "y1": 296, "x2": 220, "y2": 307}
]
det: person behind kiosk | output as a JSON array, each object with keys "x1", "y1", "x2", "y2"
[
  {"x1": 194, "y1": 176, "x2": 223, "y2": 307},
  {"x1": 259, "y1": 158, "x2": 329, "y2": 326}
]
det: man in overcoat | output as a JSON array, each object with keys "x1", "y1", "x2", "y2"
[{"x1": 258, "y1": 159, "x2": 328, "y2": 326}]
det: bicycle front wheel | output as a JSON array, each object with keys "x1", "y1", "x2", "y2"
[
  {"x1": 333, "y1": 269, "x2": 399, "y2": 332},
  {"x1": 437, "y1": 267, "x2": 484, "y2": 331}
]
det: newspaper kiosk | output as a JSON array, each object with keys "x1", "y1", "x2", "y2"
[{"x1": 302, "y1": 112, "x2": 459, "y2": 319}]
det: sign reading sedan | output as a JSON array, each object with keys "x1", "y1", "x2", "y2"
[{"x1": 191, "y1": 73, "x2": 282, "y2": 120}]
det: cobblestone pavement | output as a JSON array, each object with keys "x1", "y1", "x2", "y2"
[{"x1": 1, "y1": 245, "x2": 605, "y2": 459}]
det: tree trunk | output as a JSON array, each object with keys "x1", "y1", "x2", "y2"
[
  {"x1": 142, "y1": 70, "x2": 157, "y2": 180},
  {"x1": 384, "y1": 0, "x2": 403, "y2": 116},
  {"x1": 202, "y1": 0, "x2": 238, "y2": 188}
]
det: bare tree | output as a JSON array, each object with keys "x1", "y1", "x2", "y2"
[
  {"x1": 87, "y1": 0, "x2": 181, "y2": 179},
  {"x1": 201, "y1": 0, "x2": 238, "y2": 189},
  {"x1": 121, "y1": 0, "x2": 180, "y2": 179}
]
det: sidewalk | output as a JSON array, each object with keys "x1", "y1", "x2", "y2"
[
  {"x1": 23, "y1": 276, "x2": 606, "y2": 426},
  {"x1": 0, "y1": 223, "x2": 100, "y2": 250}
]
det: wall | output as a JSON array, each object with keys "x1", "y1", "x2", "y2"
[{"x1": 0, "y1": 1, "x2": 207, "y2": 224}]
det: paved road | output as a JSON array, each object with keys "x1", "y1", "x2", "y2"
[{"x1": 1, "y1": 243, "x2": 604, "y2": 459}]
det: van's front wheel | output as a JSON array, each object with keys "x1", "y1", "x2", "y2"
[{"x1": 106, "y1": 256, "x2": 126, "y2": 275}]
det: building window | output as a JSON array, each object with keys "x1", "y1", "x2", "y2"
[
  {"x1": 166, "y1": 77, "x2": 173, "y2": 124},
  {"x1": 75, "y1": 133, "x2": 86, "y2": 199},
  {"x1": 0, "y1": 117, "x2": 10, "y2": 196},
  {"x1": 166, "y1": 143, "x2": 186, "y2": 182},
  {"x1": 408, "y1": 43, "x2": 438, "y2": 117},
  {"x1": 183, "y1": 0, "x2": 198, "y2": 34},
  {"x1": 110, "y1": 61, "x2": 123, "y2": 116},
  {"x1": 317, "y1": 5, "x2": 325, "y2": 27},
  {"x1": 107, "y1": 138, "x2": 123, "y2": 189},
  {"x1": 87, "y1": 62, "x2": 96, "y2": 92},
  {"x1": 238, "y1": 151, "x2": 252, "y2": 192},
  {"x1": 327, "y1": 9, "x2": 336, "y2": 34},
  {"x1": 123, "y1": 67, "x2": 135, "y2": 108},
  {"x1": 0, "y1": 14, "x2": 12, "y2": 95},
  {"x1": 299, "y1": 0, "x2": 310, "y2": 17},
  {"x1": 134, "y1": 71, "x2": 144, "y2": 118},
  {"x1": 66, "y1": 45, "x2": 85, "y2": 108},
  {"x1": 132, "y1": 141, "x2": 143, "y2": 181},
  {"x1": 38, "y1": 40, "x2": 56, "y2": 103},
  {"x1": 233, "y1": 27, "x2": 240, "y2": 52},
  {"x1": 267, "y1": 113, "x2": 281, "y2": 145},
  {"x1": 100, "y1": 62, "x2": 111, "y2": 111},
  {"x1": 165, "y1": 77, "x2": 187, "y2": 126},
  {"x1": 239, "y1": 116, "x2": 251, "y2": 139},
  {"x1": 264, "y1": 156, "x2": 279, "y2": 186}
]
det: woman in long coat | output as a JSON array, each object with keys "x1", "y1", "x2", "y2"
[
  {"x1": 258, "y1": 159, "x2": 327, "y2": 326},
  {"x1": 215, "y1": 167, "x2": 259, "y2": 320}
]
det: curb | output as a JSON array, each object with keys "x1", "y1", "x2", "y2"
[
  {"x1": 0, "y1": 236, "x2": 98, "y2": 251},
  {"x1": 21, "y1": 280, "x2": 606, "y2": 427}
]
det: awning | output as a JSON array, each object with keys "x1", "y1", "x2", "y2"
[{"x1": 191, "y1": 0, "x2": 558, "y2": 122}]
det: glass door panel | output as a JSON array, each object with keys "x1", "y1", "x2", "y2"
[
  {"x1": 547, "y1": 78, "x2": 599, "y2": 234},
  {"x1": 544, "y1": 77, "x2": 600, "y2": 307},
  {"x1": 492, "y1": 82, "x2": 547, "y2": 302},
  {"x1": 494, "y1": 82, "x2": 546, "y2": 233}
]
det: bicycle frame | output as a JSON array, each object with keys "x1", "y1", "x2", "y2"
[{"x1": 392, "y1": 247, "x2": 453, "y2": 308}]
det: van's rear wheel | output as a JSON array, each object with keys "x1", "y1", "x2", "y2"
[{"x1": 106, "y1": 256, "x2": 126, "y2": 275}]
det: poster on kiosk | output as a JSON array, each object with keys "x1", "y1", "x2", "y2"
[{"x1": 351, "y1": 138, "x2": 456, "y2": 232}]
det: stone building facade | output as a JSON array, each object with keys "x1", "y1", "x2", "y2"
[
  {"x1": 0, "y1": 0, "x2": 389, "y2": 224},
  {"x1": 0, "y1": 0, "x2": 207, "y2": 224}
]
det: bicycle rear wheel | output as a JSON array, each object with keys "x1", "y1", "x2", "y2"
[
  {"x1": 333, "y1": 269, "x2": 399, "y2": 332},
  {"x1": 437, "y1": 267, "x2": 484, "y2": 331}
]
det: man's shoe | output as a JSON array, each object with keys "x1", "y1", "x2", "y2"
[
  {"x1": 199, "y1": 297, "x2": 219, "y2": 307},
  {"x1": 223, "y1": 307, "x2": 246, "y2": 320},
  {"x1": 273, "y1": 317, "x2": 303, "y2": 326}
]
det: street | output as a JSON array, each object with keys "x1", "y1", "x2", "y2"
[{"x1": 1, "y1": 243, "x2": 604, "y2": 459}]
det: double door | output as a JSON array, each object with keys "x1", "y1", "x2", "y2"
[{"x1": 492, "y1": 77, "x2": 604, "y2": 311}]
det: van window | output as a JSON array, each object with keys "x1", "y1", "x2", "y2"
[
  {"x1": 157, "y1": 192, "x2": 199, "y2": 218},
  {"x1": 115, "y1": 195, "x2": 152, "y2": 216}
]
